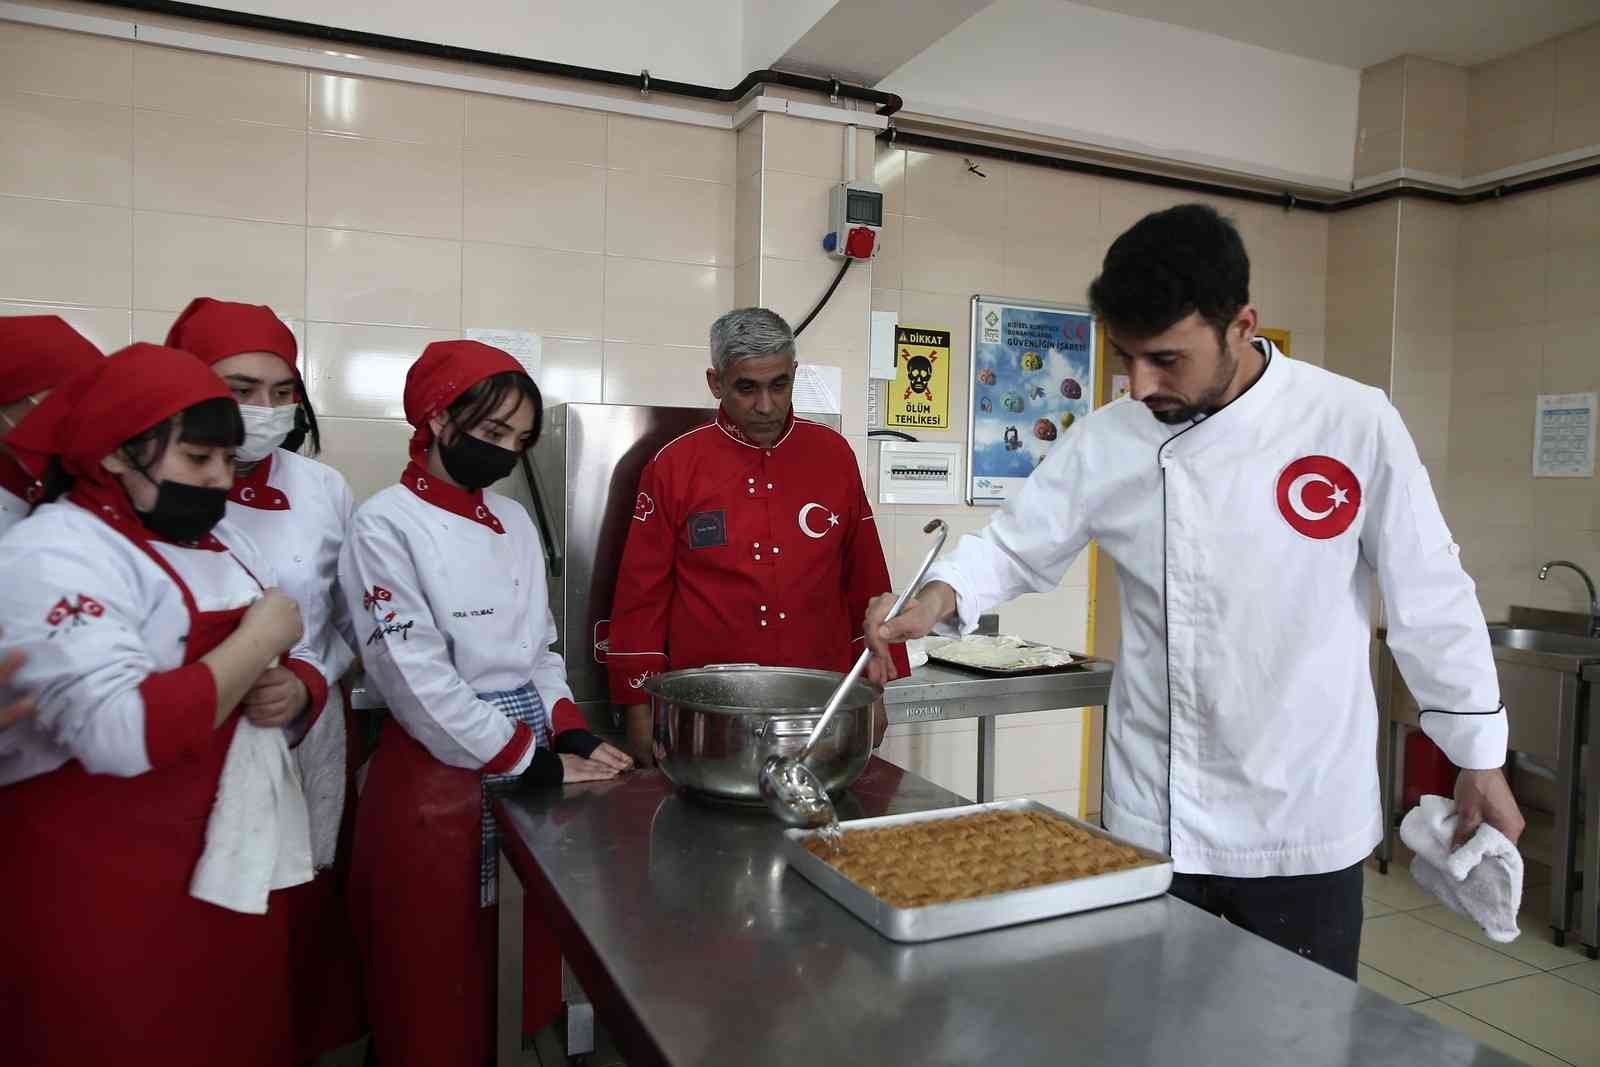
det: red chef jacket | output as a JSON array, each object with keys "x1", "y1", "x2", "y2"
[{"x1": 607, "y1": 407, "x2": 909, "y2": 701}]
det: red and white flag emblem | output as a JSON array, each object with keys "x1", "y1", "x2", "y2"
[{"x1": 1276, "y1": 456, "x2": 1361, "y2": 540}]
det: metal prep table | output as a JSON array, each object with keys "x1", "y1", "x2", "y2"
[
  {"x1": 882, "y1": 659, "x2": 1113, "y2": 802},
  {"x1": 492, "y1": 760, "x2": 1517, "y2": 1067},
  {"x1": 1582, "y1": 662, "x2": 1599, "y2": 958}
]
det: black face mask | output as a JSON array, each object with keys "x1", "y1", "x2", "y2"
[
  {"x1": 136, "y1": 478, "x2": 229, "y2": 543},
  {"x1": 439, "y1": 430, "x2": 519, "y2": 490}
]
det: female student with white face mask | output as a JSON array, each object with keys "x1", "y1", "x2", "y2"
[
  {"x1": 0, "y1": 315, "x2": 103, "y2": 534},
  {"x1": 164, "y1": 296, "x2": 364, "y2": 1062},
  {"x1": 0, "y1": 344, "x2": 316, "y2": 1066},
  {"x1": 339, "y1": 339, "x2": 632, "y2": 1066}
]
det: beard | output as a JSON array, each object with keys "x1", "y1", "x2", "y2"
[{"x1": 1145, "y1": 343, "x2": 1238, "y2": 424}]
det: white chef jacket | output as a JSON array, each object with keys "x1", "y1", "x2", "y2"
[
  {"x1": 224, "y1": 448, "x2": 357, "y2": 867},
  {"x1": 927, "y1": 341, "x2": 1506, "y2": 877},
  {"x1": 338, "y1": 469, "x2": 577, "y2": 777},
  {"x1": 0, "y1": 484, "x2": 27, "y2": 537},
  {"x1": 0, "y1": 499, "x2": 325, "y2": 785}
]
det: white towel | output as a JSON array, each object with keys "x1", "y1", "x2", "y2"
[
  {"x1": 292, "y1": 685, "x2": 347, "y2": 871},
  {"x1": 1399, "y1": 794, "x2": 1523, "y2": 943},
  {"x1": 190, "y1": 719, "x2": 315, "y2": 914}
]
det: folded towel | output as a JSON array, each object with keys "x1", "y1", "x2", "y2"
[
  {"x1": 293, "y1": 685, "x2": 347, "y2": 871},
  {"x1": 1399, "y1": 794, "x2": 1523, "y2": 943},
  {"x1": 190, "y1": 719, "x2": 315, "y2": 914}
]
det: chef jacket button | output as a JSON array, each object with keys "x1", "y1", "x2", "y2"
[
  {"x1": 765, "y1": 451, "x2": 772, "y2": 456},
  {"x1": 748, "y1": 488, "x2": 754, "y2": 495},
  {"x1": 779, "y1": 612, "x2": 786, "y2": 620},
  {"x1": 766, "y1": 482, "x2": 773, "y2": 490},
  {"x1": 293, "y1": 555, "x2": 303, "y2": 563},
  {"x1": 760, "y1": 620, "x2": 768, "y2": 627},
  {"x1": 773, "y1": 546, "x2": 780, "y2": 554},
  {"x1": 748, "y1": 477, "x2": 755, "y2": 484},
  {"x1": 753, "y1": 542, "x2": 760, "y2": 548},
  {"x1": 760, "y1": 605, "x2": 767, "y2": 612},
  {"x1": 755, "y1": 553, "x2": 762, "y2": 560}
]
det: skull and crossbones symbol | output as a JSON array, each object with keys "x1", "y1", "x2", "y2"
[{"x1": 902, "y1": 349, "x2": 937, "y2": 404}]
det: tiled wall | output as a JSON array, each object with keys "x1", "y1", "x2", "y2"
[{"x1": 0, "y1": 22, "x2": 736, "y2": 503}]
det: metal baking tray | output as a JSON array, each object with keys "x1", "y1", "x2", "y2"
[
  {"x1": 923, "y1": 637, "x2": 1090, "y2": 676},
  {"x1": 782, "y1": 799, "x2": 1173, "y2": 942}
]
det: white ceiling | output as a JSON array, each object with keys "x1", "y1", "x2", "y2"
[{"x1": 1066, "y1": 0, "x2": 1600, "y2": 68}]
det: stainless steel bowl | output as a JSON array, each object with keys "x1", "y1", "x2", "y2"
[{"x1": 645, "y1": 664, "x2": 881, "y2": 804}]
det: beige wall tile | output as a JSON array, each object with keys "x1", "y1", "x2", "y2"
[
  {"x1": 1546, "y1": 243, "x2": 1600, "y2": 323},
  {"x1": 994, "y1": 721, "x2": 1083, "y2": 797},
  {"x1": 904, "y1": 149, "x2": 1004, "y2": 224},
  {"x1": 1448, "y1": 401, "x2": 1535, "y2": 478},
  {"x1": 1322, "y1": 343, "x2": 1392, "y2": 392},
  {"x1": 1393, "y1": 269, "x2": 1456, "y2": 336},
  {"x1": 760, "y1": 255, "x2": 871, "y2": 362},
  {"x1": 1553, "y1": 112, "x2": 1600, "y2": 154},
  {"x1": 759, "y1": 169, "x2": 834, "y2": 262},
  {"x1": 133, "y1": 46, "x2": 305, "y2": 128},
  {"x1": 1253, "y1": 269, "x2": 1327, "y2": 336},
  {"x1": 1460, "y1": 193, "x2": 1549, "y2": 266},
  {"x1": 1002, "y1": 586, "x2": 1091, "y2": 652},
  {"x1": 1547, "y1": 176, "x2": 1600, "y2": 252},
  {"x1": 763, "y1": 115, "x2": 846, "y2": 179},
  {"x1": 1453, "y1": 324, "x2": 1540, "y2": 399},
  {"x1": 1543, "y1": 316, "x2": 1600, "y2": 393},
  {"x1": 735, "y1": 261, "x2": 759, "y2": 307},
  {"x1": 737, "y1": 116, "x2": 763, "y2": 180},
  {"x1": 538, "y1": 336, "x2": 604, "y2": 407},
  {"x1": 995, "y1": 709, "x2": 1083, "y2": 732},
  {"x1": 600, "y1": 342, "x2": 714, "y2": 407},
  {"x1": 1395, "y1": 199, "x2": 1460, "y2": 269},
  {"x1": 603, "y1": 257, "x2": 732, "y2": 347},
  {"x1": 872, "y1": 215, "x2": 903, "y2": 291},
  {"x1": 1401, "y1": 126, "x2": 1465, "y2": 178},
  {"x1": 307, "y1": 133, "x2": 460, "y2": 240},
  {"x1": 1456, "y1": 254, "x2": 1547, "y2": 330},
  {"x1": 133, "y1": 109, "x2": 306, "y2": 224},
  {"x1": 1358, "y1": 58, "x2": 1407, "y2": 137},
  {"x1": 1392, "y1": 331, "x2": 1454, "y2": 387},
  {"x1": 462, "y1": 152, "x2": 604, "y2": 253},
  {"x1": 0, "y1": 301, "x2": 130, "y2": 354},
  {"x1": 877, "y1": 728, "x2": 976, "y2": 800},
  {"x1": 1286, "y1": 328, "x2": 1325, "y2": 366},
  {"x1": 1403, "y1": 56, "x2": 1469, "y2": 133},
  {"x1": 309, "y1": 74, "x2": 462, "y2": 145},
  {"x1": 306, "y1": 227, "x2": 461, "y2": 328},
  {"x1": 463, "y1": 96, "x2": 604, "y2": 164},
  {"x1": 0, "y1": 24, "x2": 131, "y2": 106},
  {"x1": 302, "y1": 322, "x2": 451, "y2": 419},
  {"x1": 0, "y1": 196, "x2": 131, "y2": 306},
  {"x1": 1327, "y1": 200, "x2": 1399, "y2": 276},
  {"x1": 461, "y1": 243, "x2": 603, "y2": 339},
  {"x1": 736, "y1": 173, "x2": 762, "y2": 267},
  {"x1": 607, "y1": 115, "x2": 734, "y2": 184},
  {"x1": 1393, "y1": 387, "x2": 1451, "y2": 462},
  {"x1": 903, "y1": 215, "x2": 1004, "y2": 296},
  {"x1": 1005, "y1": 166, "x2": 1099, "y2": 236},
  {"x1": 1554, "y1": 23, "x2": 1600, "y2": 113},
  {"x1": 132, "y1": 210, "x2": 304, "y2": 316},
  {"x1": 1534, "y1": 479, "x2": 1600, "y2": 534},
  {"x1": 1468, "y1": 40, "x2": 1557, "y2": 134},
  {"x1": 607, "y1": 169, "x2": 736, "y2": 267},
  {"x1": 315, "y1": 416, "x2": 415, "y2": 504},
  {"x1": 1325, "y1": 269, "x2": 1396, "y2": 335},
  {"x1": 1466, "y1": 119, "x2": 1556, "y2": 176},
  {"x1": 870, "y1": 287, "x2": 899, "y2": 315},
  {"x1": 1001, "y1": 235, "x2": 1099, "y2": 309},
  {"x1": 0, "y1": 91, "x2": 131, "y2": 206},
  {"x1": 1354, "y1": 127, "x2": 1403, "y2": 178},
  {"x1": 874, "y1": 146, "x2": 906, "y2": 218}
]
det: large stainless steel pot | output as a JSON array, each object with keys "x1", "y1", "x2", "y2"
[{"x1": 645, "y1": 664, "x2": 881, "y2": 803}]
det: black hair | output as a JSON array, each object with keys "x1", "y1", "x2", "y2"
[
  {"x1": 282, "y1": 390, "x2": 321, "y2": 456},
  {"x1": 444, "y1": 371, "x2": 543, "y2": 451},
  {"x1": 40, "y1": 397, "x2": 244, "y2": 503},
  {"x1": 1087, "y1": 203, "x2": 1250, "y2": 340}
]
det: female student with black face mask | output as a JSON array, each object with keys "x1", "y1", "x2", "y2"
[
  {"x1": 0, "y1": 344, "x2": 320, "y2": 1067},
  {"x1": 339, "y1": 339, "x2": 632, "y2": 1067}
]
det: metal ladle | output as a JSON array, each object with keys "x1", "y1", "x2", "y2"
[{"x1": 759, "y1": 519, "x2": 950, "y2": 828}]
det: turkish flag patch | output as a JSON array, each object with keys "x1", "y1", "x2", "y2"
[{"x1": 1276, "y1": 455, "x2": 1362, "y2": 540}]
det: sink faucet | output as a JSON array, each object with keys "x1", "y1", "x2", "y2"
[{"x1": 1538, "y1": 560, "x2": 1600, "y2": 637}]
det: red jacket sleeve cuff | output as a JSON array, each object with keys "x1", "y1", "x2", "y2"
[
  {"x1": 141, "y1": 663, "x2": 217, "y2": 769},
  {"x1": 483, "y1": 721, "x2": 535, "y2": 774},
  {"x1": 281, "y1": 658, "x2": 330, "y2": 747},
  {"x1": 607, "y1": 660, "x2": 662, "y2": 704},
  {"x1": 550, "y1": 698, "x2": 588, "y2": 736}
]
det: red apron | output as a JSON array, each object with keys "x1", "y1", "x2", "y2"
[
  {"x1": 349, "y1": 717, "x2": 562, "y2": 1067},
  {"x1": 0, "y1": 534, "x2": 293, "y2": 1067}
]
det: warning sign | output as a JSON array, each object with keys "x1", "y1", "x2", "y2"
[{"x1": 888, "y1": 325, "x2": 950, "y2": 429}]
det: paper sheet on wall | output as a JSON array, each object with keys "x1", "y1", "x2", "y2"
[
  {"x1": 465, "y1": 327, "x2": 542, "y2": 377},
  {"x1": 1533, "y1": 392, "x2": 1596, "y2": 478},
  {"x1": 793, "y1": 363, "x2": 842, "y2": 414}
]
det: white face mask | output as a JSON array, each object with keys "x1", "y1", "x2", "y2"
[{"x1": 236, "y1": 403, "x2": 297, "y2": 463}]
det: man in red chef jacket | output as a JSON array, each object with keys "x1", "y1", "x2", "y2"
[{"x1": 608, "y1": 307, "x2": 910, "y2": 765}]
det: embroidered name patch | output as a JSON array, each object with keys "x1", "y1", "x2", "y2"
[{"x1": 687, "y1": 510, "x2": 727, "y2": 549}]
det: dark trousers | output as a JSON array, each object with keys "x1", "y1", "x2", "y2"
[{"x1": 1168, "y1": 859, "x2": 1364, "y2": 979}]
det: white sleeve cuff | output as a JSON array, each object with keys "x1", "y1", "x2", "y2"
[
  {"x1": 923, "y1": 561, "x2": 981, "y2": 637},
  {"x1": 1420, "y1": 707, "x2": 1508, "y2": 771}
]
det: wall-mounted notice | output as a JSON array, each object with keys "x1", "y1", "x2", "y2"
[
  {"x1": 1534, "y1": 392, "x2": 1596, "y2": 478},
  {"x1": 793, "y1": 363, "x2": 842, "y2": 415},
  {"x1": 967, "y1": 296, "x2": 1096, "y2": 505},
  {"x1": 888, "y1": 325, "x2": 951, "y2": 429},
  {"x1": 466, "y1": 327, "x2": 541, "y2": 377}
]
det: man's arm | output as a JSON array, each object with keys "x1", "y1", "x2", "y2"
[
  {"x1": 839, "y1": 454, "x2": 910, "y2": 685},
  {"x1": 1363, "y1": 399, "x2": 1522, "y2": 846},
  {"x1": 607, "y1": 463, "x2": 676, "y2": 766}
]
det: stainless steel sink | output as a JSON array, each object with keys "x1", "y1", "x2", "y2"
[{"x1": 1489, "y1": 626, "x2": 1600, "y2": 665}]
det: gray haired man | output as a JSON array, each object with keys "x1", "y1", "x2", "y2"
[{"x1": 606, "y1": 308, "x2": 909, "y2": 765}]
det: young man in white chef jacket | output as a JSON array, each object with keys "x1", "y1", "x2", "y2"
[{"x1": 865, "y1": 204, "x2": 1523, "y2": 978}]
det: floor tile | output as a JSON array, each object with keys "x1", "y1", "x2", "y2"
[
  {"x1": 1552, "y1": 958, "x2": 1600, "y2": 994},
  {"x1": 1364, "y1": 895, "x2": 1399, "y2": 919},
  {"x1": 1358, "y1": 963, "x2": 1430, "y2": 1004},
  {"x1": 1363, "y1": 863, "x2": 1442, "y2": 912},
  {"x1": 1410, "y1": 1000, "x2": 1573, "y2": 1067},
  {"x1": 1445, "y1": 973, "x2": 1600, "y2": 1066},
  {"x1": 1360, "y1": 913, "x2": 1538, "y2": 996},
  {"x1": 1411, "y1": 904, "x2": 1588, "y2": 970}
]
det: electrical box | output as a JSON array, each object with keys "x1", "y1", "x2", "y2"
[
  {"x1": 823, "y1": 181, "x2": 884, "y2": 260},
  {"x1": 877, "y1": 440, "x2": 962, "y2": 506}
]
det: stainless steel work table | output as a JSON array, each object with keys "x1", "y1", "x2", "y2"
[
  {"x1": 882, "y1": 659, "x2": 1114, "y2": 801},
  {"x1": 1582, "y1": 662, "x2": 1599, "y2": 958},
  {"x1": 493, "y1": 759, "x2": 1515, "y2": 1067}
]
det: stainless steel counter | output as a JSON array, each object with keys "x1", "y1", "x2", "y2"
[
  {"x1": 494, "y1": 760, "x2": 1517, "y2": 1067},
  {"x1": 883, "y1": 659, "x2": 1113, "y2": 801}
]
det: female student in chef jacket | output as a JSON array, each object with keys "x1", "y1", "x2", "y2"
[
  {"x1": 0, "y1": 314, "x2": 103, "y2": 534},
  {"x1": 0, "y1": 344, "x2": 322, "y2": 1067},
  {"x1": 165, "y1": 296, "x2": 365, "y2": 1062},
  {"x1": 340, "y1": 339, "x2": 633, "y2": 1066}
]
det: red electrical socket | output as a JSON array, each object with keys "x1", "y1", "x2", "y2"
[{"x1": 843, "y1": 225, "x2": 877, "y2": 260}]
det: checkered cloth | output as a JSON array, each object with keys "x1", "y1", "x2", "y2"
[{"x1": 478, "y1": 684, "x2": 551, "y2": 907}]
